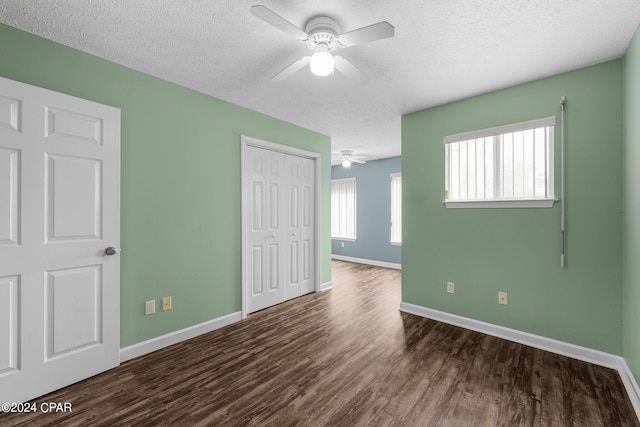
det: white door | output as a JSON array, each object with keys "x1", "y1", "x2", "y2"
[
  {"x1": 0, "y1": 76, "x2": 121, "y2": 403},
  {"x1": 245, "y1": 146, "x2": 286, "y2": 312},
  {"x1": 284, "y1": 154, "x2": 315, "y2": 300},
  {"x1": 244, "y1": 144, "x2": 316, "y2": 314}
]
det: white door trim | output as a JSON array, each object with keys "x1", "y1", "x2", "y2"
[{"x1": 240, "y1": 135, "x2": 320, "y2": 319}]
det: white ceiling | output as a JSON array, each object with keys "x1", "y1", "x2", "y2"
[{"x1": 1, "y1": 1, "x2": 639, "y2": 164}]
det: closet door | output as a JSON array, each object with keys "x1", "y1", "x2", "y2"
[
  {"x1": 284, "y1": 154, "x2": 315, "y2": 300},
  {"x1": 244, "y1": 144, "x2": 316, "y2": 314},
  {"x1": 245, "y1": 146, "x2": 286, "y2": 313}
]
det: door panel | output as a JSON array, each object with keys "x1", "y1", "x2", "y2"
[
  {"x1": 303, "y1": 185, "x2": 311, "y2": 227},
  {"x1": 303, "y1": 239, "x2": 311, "y2": 281},
  {"x1": 269, "y1": 244, "x2": 279, "y2": 290},
  {"x1": 46, "y1": 265, "x2": 102, "y2": 357},
  {"x1": 0, "y1": 76, "x2": 120, "y2": 403},
  {"x1": 45, "y1": 106, "x2": 103, "y2": 145},
  {"x1": 252, "y1": 246, "x2": 263, "y2": 295},
  {"x1": 0, "y1": 95, "x2": 20, "y2": 132},
  {"x1": 45, "y1": 154, "x2": 102, "y2": 241},
  {"x1": 252, "y1": 182, "x2": 263, "y2": 231},
  {"x1": 290, "y1": 241, "x2": 299, "y2": 285},
  {"x1": 269, "y1": 183, "x2": 279, "y2": 229},
  {"x1": 0, "y1": 275, "x2": 19, "y2": 374},
  {"x1": 290, "y1": 186, "x2": 298, "y2": 228},
  {"x1": 0, "y1": 148, "x2": 19, "y2": 245}
]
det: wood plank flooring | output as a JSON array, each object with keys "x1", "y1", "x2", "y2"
[{"x1": 2, "y1": 260, "x2": 638, "y2": 426}]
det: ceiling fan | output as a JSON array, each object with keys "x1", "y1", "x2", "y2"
[
  {"x1": 251, "y1": 5, "x2": 395, "y2": 82},
  {"x1": 339, "y1": 150, "x2": 366, "y2": 168}
]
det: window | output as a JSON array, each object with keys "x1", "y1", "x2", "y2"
[
  {"x1": 331, "y1": 177, "x2": 356, "y2": 240},
  {"x1": 390, "y1": 173, "x2": 402, "y2": 245},
  {"x1": 445, "y1": 116, "x2": 556, "y2": 208}
]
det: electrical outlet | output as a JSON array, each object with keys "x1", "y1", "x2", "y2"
[
  {"x1": 162, "y1": 296, "x2": 172, "y2": 311},
  {"x1": 447, "y1": 282, "x2": 455, "y2": 294},
  {"x1": 498, "y1": 291, "x2": 508, "y2": 305},
  {"x1": 145, "y1": 300, "x2": 156, "y2": 315},
  {"x1": 341, "y1": 242, "x2": 345, "y2": 248}
]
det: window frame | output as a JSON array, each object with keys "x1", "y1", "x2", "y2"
[
  {"x1": 390, "y1": 173, "x2": 402, "y2": 246},
  {"x1": 444, "y1": 116, "x2": 557, "y2": 209},
  {"x1": 331, "y1": 177, "x2": 357, "y2": 241}
]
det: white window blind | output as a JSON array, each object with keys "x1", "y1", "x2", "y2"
[
  {"x1": 444, "y1": 117, "x2": 555, "y2": 208},
  {"x1": 390, "y1": 173, "x2": 402, "y2": 245},
  {"x1": 331, "y1": 177, "x2": 356, "y2": 240}
]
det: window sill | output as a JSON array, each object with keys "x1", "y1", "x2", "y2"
[
  {"x1": 444, "y1": 198, "x2": 557, "y2": 209},
  {"x1": 390, "y1": 241, "x2": 401, "y2": 246},
  {"x1": 332, "y1": 237, "x2": 357, "y2": 242}
]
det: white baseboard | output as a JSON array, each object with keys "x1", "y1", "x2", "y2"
[
  {"x1": 320, "y1": 281, "x2": 333, "y2": 291},
  {"x1": 620, "y1": 361, "x2": 640, "y2": 418},
  {"x1": 400, "y1": 302, "x2": 640, "y2": 421},
  {"x1": 120, "y1": 311, "x2": 242, "y2": 362},
  {"x1": 331, "y1": 254, "x2": 401, "y2": 270},
  {"x1": 399, "y1": 302, "x2": 620, "y2": 368}
]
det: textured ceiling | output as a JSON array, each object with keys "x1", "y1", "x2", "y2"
[{"x1": 1, "y1": 0, "x2": 639, "y2": 164}]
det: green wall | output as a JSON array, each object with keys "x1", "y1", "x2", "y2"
[
  {"x1": 0, "y1": 24, "x2": 332, "y2": 347},
  {"x1": 623, "y1": 25, "x2": 640, "y2": 381},
  {"x1": 402, "y1": 60, "x2": 623, "y2": 354}
]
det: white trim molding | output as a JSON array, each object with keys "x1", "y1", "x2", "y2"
[
  {"x1": 444, "y1": 116, "x2": 556, "y2": 144},
  {"x1": 320, "y1": 281, "x2": 333, "y2": 291},
  {"x1": 120, "y1": 311, "x2": 242, "y2": 362},
  {"x1": 444, "y1": 199, "x2": 556, "y2": 209},
  {"x1": 399, "y1": 302, "x2": 640, "y2": 421},
  {"x1": 332, "y1": 254, "x2": 401, "y2": 270},
  {"x1": 620, "y1": 363, "x2": 640, "y2": 419}
]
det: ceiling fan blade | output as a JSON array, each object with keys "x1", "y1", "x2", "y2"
[
  {"x1": 338, "y1": 21, "x2": 395, "y2": 47},
  {"x1": 351, "y1": 159, "x2": 366, "y2": 164},
  {"x1": 334, "y1": 57, "x2": 368, "y2": 84},
  {"x1": 251, "y1": 5, "x2": 308, "y2": 40},
  {"x1": 271, "y1": 56, "x2": 310, "y2": 82}
]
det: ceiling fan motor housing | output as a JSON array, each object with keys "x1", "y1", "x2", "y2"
[{"x1": 305, "y1": 16, "x2": 341, "y2": 50}]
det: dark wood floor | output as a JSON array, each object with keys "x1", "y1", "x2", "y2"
[{"x1": 2, "y1": 260, "x2": 638, "y2": 426}]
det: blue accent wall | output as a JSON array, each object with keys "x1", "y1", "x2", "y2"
[{"x1": 331, "y1": 157, "x2": 401, "y2": 265}]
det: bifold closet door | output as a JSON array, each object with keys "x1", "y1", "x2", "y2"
[
  {"x1": 245, "y1": 146, "x2": 315, "y2": 313},
  {"x1": 283, "y1": 154, "x2": 315, "y2": 301},
  {"x1": 246, "y1": 146, "x2": 286, "y2": 313}
]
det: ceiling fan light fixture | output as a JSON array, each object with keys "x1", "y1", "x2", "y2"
[
  {"x1": 341, "y1": 158, "x2": 352, "y2": 168},
  {"x1": 309, "y1": 43, "x2": 334, "y2": 76}
]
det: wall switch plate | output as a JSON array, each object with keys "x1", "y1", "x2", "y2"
[
  {"x1": 341, "y1": 242, "x2": 345, "y2": 247},
  {"x1": 447, "y1": 282, "x2": 455, "y2": 294},
  {"x1": 498, "y1": 291, "x2": 508, "y2": 305},
  {"x1": 145, "y1": 300, "x2": 155, "y2": 315},
  {"x1": 162, "y1": 296, "x2": 172, "y2": 311}
]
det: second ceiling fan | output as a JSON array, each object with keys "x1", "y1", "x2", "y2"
[
  {"x1": 339, "y1": 150, "x2": 366, "y2": 168},
  {"x1": 251, "y1": 5, "x2": 395, "y2": 82}
]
